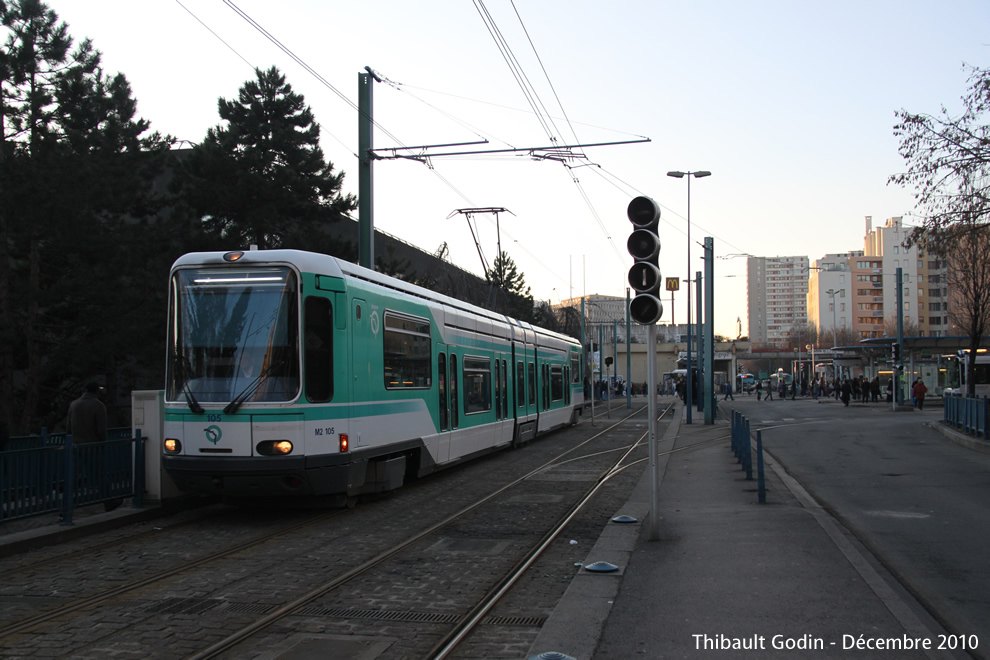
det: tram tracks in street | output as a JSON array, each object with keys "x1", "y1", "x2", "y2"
[
  {"x1": 190, "y1": 402, "x2": 676, "y2": 660},
  {"x1": 0, "y1": 400, "x2": 676, "y2": 659}
]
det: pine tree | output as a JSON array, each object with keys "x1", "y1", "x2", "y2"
[
  {"x1": 486, "y1": 251, "x2": 534, "y2": 321},
  {"x1": 182, "y1": 66, "x2": 356, "y2": 249},
  {"x1": 1, "y1": 0, "x2": 172, "y2": 431}
]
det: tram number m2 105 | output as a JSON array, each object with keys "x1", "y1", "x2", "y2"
[{"x1": 314, "y1": 427, "x2": 335, "y2": 437}]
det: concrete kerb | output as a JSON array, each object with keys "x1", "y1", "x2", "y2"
[
  {"x1": 928, "y1": 419, "x2": 990, "y2": 455},
  {"x1": 525, "y1": 399, "x2": 687, "y2": 660}
]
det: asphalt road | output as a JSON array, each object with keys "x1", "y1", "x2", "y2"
[{"x1": 726, "y1": 395, "x2": 989, "y2": 656}]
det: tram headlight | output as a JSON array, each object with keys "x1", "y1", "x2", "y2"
[
  {"x1": 256, "y1": 440, "x2": 293, "y2": 456},
  {"x1": 164, "y1": 438, "x2": 181, "y2": 454}
]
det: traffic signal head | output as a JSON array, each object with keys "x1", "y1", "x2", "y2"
[
  {"x1": 626, "y1": 196, "x2": 663, "y2": 325},
  {"x1": 892, "y1": 342, "x2": 901, "y2": 362}
]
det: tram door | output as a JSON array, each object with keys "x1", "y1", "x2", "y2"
[
  {"x1": 494, "y1": 352, "x2": 511, "y2": 447},
  {"x1": 435, "y1": 344, "x2": 452, "y2": 463},
  {"x1": 514, "y1": 343, "x2": 538, "y2": 445},
  {"x1": 349, "y1": 298, "x2": 371, "y2": 447}
]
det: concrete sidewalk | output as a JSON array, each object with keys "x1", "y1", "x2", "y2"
[
  {"x1": 0, "y1": 496, "x2": 210, "y2": 559},
  {"x1": 529, "y1": 399, "x2": 959, "y2": 660}
]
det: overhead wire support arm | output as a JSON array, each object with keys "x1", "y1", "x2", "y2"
[
  {"x1": 372, "y1": 137, "x2": 651, "y2": 160},
  {"x1": 371, "y1": 140, "x2": 490, "y2": 160}
]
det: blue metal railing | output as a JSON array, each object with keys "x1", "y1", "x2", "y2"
[
  {"x1": 943, "y1": 394, "x2": 989, "y2": 440},
  {"x1": 0, "y1": 428, "x2": 145, "y2": 524},
  {"x1": 730, "y1": 410, "x2": 766, "y2": 503}
]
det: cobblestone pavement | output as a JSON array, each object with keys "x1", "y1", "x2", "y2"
[{"x1": 0, "y1": 401, "x2": 662, "y2": 659}]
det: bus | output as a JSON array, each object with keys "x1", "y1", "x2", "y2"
[
  {"x1": 737, "y1": 373, "x2": 756, "y2": 393},
  {"x1": 948, "y1": 349, "x2": 990, "y2": 398}
]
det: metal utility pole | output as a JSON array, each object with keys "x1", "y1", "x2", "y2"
[
  {"x1": 358, "y1": 69, "x2": 378, "y2": 269},
  {"x1": 626, "y1": 288, "x2": 632, "y2": 409},
  {"x1": 704, "y1": 238, "x2": 715, "y2": 424},
  {"x1": 896, "y1": 267, "x2": 905, "y2": 405},
  {"x1": 696, "y1": 272, "x2": 703, "y2": 414}
]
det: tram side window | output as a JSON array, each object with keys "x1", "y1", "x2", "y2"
[
  {"x1": 438, "y1": 353, "x2": 448, "y2": 431},
  {"x1": 551, "y1": 365, "x2": 563, "y2": 402},
  {"x1": 541, "y1": 364, "x2": 550, "y2": 410},
  {"x1": 517, "y1": 361, "x2": 526, "y2": 407},
  {"x1": 463, "y1": 356, "x2": 492, "y2": 414},
  {"x1": 528, "y1": 362, "x2": 536, "y2": 406},
  {"x1": 571, "y1": 354, "x2": 580, "y2": 382},
  {"x1": 304, "y1": 297, "x2": 333, "y2": 403},
  {"x1": 495, "y1": 360, "x2": 502, "y2": 420},
  {"x1": 502, "y1": 359, "x2": 508, "y2": 416},
  {"x1": 384, "y1": 312, "x2": 432, "y2": 389}
]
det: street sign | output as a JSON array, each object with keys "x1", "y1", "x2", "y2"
[{"x1": 665, "y1": 277, "x2": 680, "y2": 291}]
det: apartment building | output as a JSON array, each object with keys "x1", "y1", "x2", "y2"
[
  {"x1": 747, "y1": 255, "x2": 809, "y2": 347},
  {"x1": 807, "y1": 252, "x2": 858, "y2": 345},
  {"x1": 804, "y1": 217, "x2": 954, "y2": 342}
]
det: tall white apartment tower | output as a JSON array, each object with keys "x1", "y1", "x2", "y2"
[
  {"x1": 747, "y1": 255, "x2": 810, "y2": 347},
  {"x1": 864, "y1": 216, "x2": 918, "y2": 331}
]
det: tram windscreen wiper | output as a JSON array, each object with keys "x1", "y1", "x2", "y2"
[
  {"x1": 171, "y1": 355, "x2": 205, "y2": 414},
  {"x1": 223, "y1": 360, "x2": 283, "y2": 414}
]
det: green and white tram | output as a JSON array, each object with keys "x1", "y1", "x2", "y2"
[{"x1": 162, "y1": 249, "x2": 584, "y2": 502}]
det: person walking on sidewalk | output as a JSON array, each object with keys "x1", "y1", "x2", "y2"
[
  {"x1": 755, "y1": 379, "x2": 763, "y2": 401},
  {"x1": 913, "y1": 379, "x2": 928, "y2": 410},
  {"x1": 763, "y1": 380, "x2": 774, "y2": 401},
  {"x1": 723, "y1": 381, "x2": 734, "y2": 401}
]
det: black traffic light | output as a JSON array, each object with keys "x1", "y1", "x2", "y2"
[
  {"x1": 892, "y1": 342, "x2": 901, "y2": 363},
  {"x1": 626, "y1": 196, "x2": 663, "y2": 324}
]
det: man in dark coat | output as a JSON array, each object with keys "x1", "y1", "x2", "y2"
[
  {"x1": 67, "y1": 383, "x2": 122, "y2": 512},
  {"x1": 67, "y1": 382, "x2": 106, "y2": 443}
]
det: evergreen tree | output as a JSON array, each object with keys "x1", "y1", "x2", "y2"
[
  {"x1": 182, "y1": 66, "x2": 356, "y2": 249},
  {"x1": 1, "y1": 0, "x2": 172, "y2": 431},
  {"x1": 486, "y1": 251, "x2": 534, "y2": 321}
]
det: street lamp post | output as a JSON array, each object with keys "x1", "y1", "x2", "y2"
[
  {"x1": 825, "y1": 289, "x2": 839, "y2": 348},
  {"x1": 667, "y1": 170, "x2": 711, "y2": 424},
  {"x1": 825, "y1": 288, "x2": 840, "y2": 380}
]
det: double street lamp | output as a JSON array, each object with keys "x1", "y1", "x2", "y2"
[
  {"x1": 667, "y1": 170, "x2": 711, "y2": 424},
  {"x1": 825, "y1": 288, "x2": 839, "y2": 348}
]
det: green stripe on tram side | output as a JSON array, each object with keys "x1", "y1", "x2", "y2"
[{"x1": 164, "y1": 400, "x2": 429, "y2": 423}]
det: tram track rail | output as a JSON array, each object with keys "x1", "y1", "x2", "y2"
[{"x1": 0, "y1": 507, "x2": 346, "y2": 639}]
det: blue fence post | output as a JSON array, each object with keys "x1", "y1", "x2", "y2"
[
  {"x1": 133, "y1": 429, "x2": 145, "y2": 509},
  {"x1": 730, "y1": 411, "x2": 737, "y2": 458},
  {"x1": 756, "y1": 430, "x2": 766, "y2": 503},
  {"x1": 744, "y1": 417, "x2": 753, "y2": 480},
  {"x1": 734, "y1": 412, "x2": 743, "y2": 463},
  {"x1": 61, "y1": 434, "x2": 75, "y2": 525},
  {"x1": 731, "y1": 411, "x2": 737, "y2": 458}
]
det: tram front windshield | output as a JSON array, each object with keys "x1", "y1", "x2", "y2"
[{"x1": 167, "y1": 266, "x2": 300, "y2": 404}]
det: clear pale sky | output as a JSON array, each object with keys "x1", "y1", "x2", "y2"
[{"x1": 49, "y1": 0, "x2": 990, "y2": 337}]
